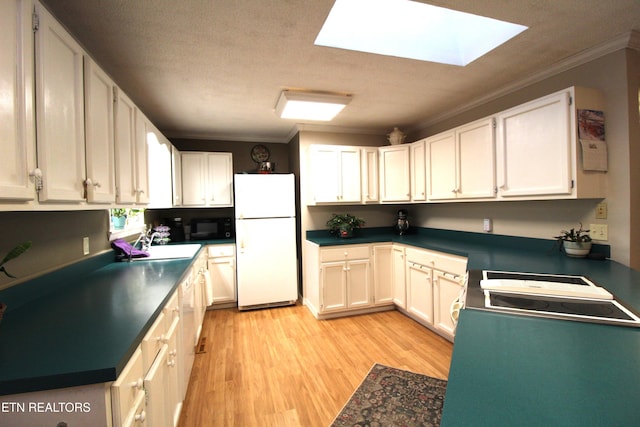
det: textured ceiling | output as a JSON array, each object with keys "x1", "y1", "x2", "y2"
[{"x1": 40, "y1": 0, "x2": 640, "y2": 142}]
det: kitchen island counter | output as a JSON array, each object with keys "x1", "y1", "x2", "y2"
[{"x1": 308, "y1": 227, "x2": 640, "y2": 426}]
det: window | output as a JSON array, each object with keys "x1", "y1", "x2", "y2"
[{"x1": 109, "y1": 208, "x2": 146, "y2": 239}]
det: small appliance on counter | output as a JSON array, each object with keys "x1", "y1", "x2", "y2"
[
  {"x1": 394, "y1": 209, "x2": 410, "y2": 235},
  {"x1": 165, "y1": 217, "x2": 186, "y2": 242},
  {"x1": 190, "y1": 217, "x2": 233, "y2": 240}
]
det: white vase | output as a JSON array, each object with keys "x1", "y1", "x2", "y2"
[{"x1": 563, "y1": 241, "x2": 592, "y2": 258}]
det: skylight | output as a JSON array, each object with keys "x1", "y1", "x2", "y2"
[{"x1": 314, "y1": 0, "x2": 528, "y2": 66}]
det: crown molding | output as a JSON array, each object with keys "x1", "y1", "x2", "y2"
[{"x1": 409, "y1": 30, "x2": 639, "y2": 134}]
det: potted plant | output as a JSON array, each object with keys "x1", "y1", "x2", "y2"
[
  {"x1": 327, "y1": 213, "x2": 366, "y2": 238},
  {"x1": 554, "y1": 223, "x2": 592, "y2": 258},
  {"x1": 111, "y1": 208, "x2": 127, "y2": 230}
]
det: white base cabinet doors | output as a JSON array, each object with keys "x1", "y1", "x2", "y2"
[
  {"x1": 402, "y1": 247, "x2": 466, "y2": 341},
  {"x1": 207, "y1": 245, "x2": 237, "y2": 305},
  {"x1": 303, "y1": 242, "x2": 395, "y2": 318}
]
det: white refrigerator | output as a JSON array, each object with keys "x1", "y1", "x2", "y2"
[{"x1": 234, "y1": 173, "x2": 298, "y2": 309}]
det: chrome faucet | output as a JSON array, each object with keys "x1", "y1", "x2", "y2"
[
  {"x1": 144, "y1": 232, "x2": 160, "y2": 251},
  {"x1": 128, "y1": 228, "x2": 158, "y2": 261}
]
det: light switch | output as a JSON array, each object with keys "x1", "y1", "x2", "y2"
[{"x1": 82, "y1": 237, "x2": 90, "y2": 255}]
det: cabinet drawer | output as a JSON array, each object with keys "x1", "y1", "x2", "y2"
[
  {"x1": 111, "y1": 347, "x2": 144, "y2": 427},
  {"x1": 141, "y1": 311, "x2": 166, "y2": 373},
  {"x1": 320, "y1": 245, "x2": 370, "y2": 262},
  {"x1": 405, "y1": 247, "x2": 467, "y2": 276},
  {"x1": 207, "y1": 244, "x2": 235, "y2": 257}
]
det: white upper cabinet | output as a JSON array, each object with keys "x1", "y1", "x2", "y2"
[
  {"x1": 0, "y1": 0, "x2": 35, "y2": 203},
  {"x1": 114, "y1": 88, "x2": 138, "y2": 204},
  {"x1": 147, "y1": 123, "x2": 174, "y2": 208},
  {"x1": 427, "y1": 118, "x2": 495, "y2": 201},
  {"x1": 133, "y1": 110, "x2": 151, "y2": 204},
  {"x1": 180, "y1": 152, "x2": 233, "y2": 207},
  {"x1": 361, "y1": 147, "x2": 379, "y2": 203},
  {"x1": 114, "y1": 87, "x2": 152, "y2": 206},
  {"x1": 34, "y1": 1, "x2": 87, "y2": 203},
  {"x1": 410, "y1": 140, "x2": 427, "y2": 202},
  {"x1": 181, "y1": 153, "x2": 207, "y2": 206},
  {"x1": 456, "y1": 118, "x2": 496, "y2": 199},
  {"x1": 309, "y1": 145, "x2": 361, "y2": 204},
  {"x1": 426, "y1": 131, "x2": 457, "y2": 200},
  {"x1": 84, "y1": 57, "x2": 116, "y2": 203},
  {"x1": 379, "y1": 145, "x2": 410, "y2": 203},
  {"x1": 495, "y1": 87, "x2": 605, "y2": 199},
  {"x1": 207, "y1": 152, "x2": 233, "y2": 207},
  {"x1": 496, "y1": 90, "x2": 572, "y2": 197},
  {"x1": 171, "y1": 145, "x2": 182, "y2": 206}
]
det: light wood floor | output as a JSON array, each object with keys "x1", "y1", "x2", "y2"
[{"x1": 178, "y1": 304, "x2": 453, "y2": 427}]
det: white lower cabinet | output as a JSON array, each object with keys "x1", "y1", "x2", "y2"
[
  {"x1": 433, "y1": 270, "x2": 463, "y2": 339},
  {"x1": 113, "y1": 288, "x2": 186, "y2": 427},
  {"x1": 403, "y1": 247, "x2": 466, "y2": 341},
  {"x1": 207, "y1": 244, "x2": 237, "y2": 305},
  {"x1": 304, "y1": 240, "x2": 466, "y2": 341},
  {"x1": 372, "y1": 245, "x2": 393, "y2": 305},
  {"x1": 144, "y1": 345, "x2": 169, "y2": 427},
  {"x1": 143, "y1": 314, "x2": 180, "y2": 427},
  {"x1": 319, "y1": 246, "x2": 371, "y2": 313},
  {"x1": 406, "y1": 259, "x2": 433, "y2": 324},
  {"x1": 112, "y1": 348, "x2": 145, "y2": 427},
  {"x1": 304, "y1": 242, "x2": 395, "y2": 318},
  {"x1": 391, "y1": 245, "x2": 406, "y2": 309}
]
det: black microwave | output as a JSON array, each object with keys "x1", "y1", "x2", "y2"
[{"x1": 190, "y1": 217, "x2": 233, "y2": 240}]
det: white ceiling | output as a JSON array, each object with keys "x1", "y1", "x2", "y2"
[{"x1": 40, "y1": 0, "x2": 640, "y2": 143}]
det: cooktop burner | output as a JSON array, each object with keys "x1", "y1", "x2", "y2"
[
  {"x1": 463, "y1": 270, "x2": 640, "y2": 327},
  {"x1": 488, "y1": 292, "x2": 631, "y2": 321}
]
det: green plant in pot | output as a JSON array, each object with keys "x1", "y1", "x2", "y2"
[
  {"x1": 327, "y1": 213, "x2": 365, "y2": 238},
  {"x1": 111, "y1": 208, "x2": 127, "y2": 230},
  {"x1": 554, "y1": 223, "x2": 592, "y2": 258}
]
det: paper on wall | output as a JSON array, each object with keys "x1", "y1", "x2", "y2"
[{"x1": 580, "y1": 139, "x2": 608, "y2": 171}]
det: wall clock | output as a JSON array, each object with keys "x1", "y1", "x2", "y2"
[{"x1": 250, "y1": 144, "x2": 270, "y2": 163}]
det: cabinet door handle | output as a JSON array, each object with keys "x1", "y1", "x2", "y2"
[
  {"x1": 134, "y1": 410, "x2": 146, "y2": 422},
  {"x1": 129, "y1": 378, "x2": 143, "y2": 389}
]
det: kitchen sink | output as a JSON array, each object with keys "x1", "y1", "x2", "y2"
[{"x1": 131, "y1": 244, "x2": 202, "y2": 261}]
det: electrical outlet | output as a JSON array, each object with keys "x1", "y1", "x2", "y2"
[
  {"x1": 82, "y1": 237, "x2": 90, "y2": 255},
  {"x1": 596, "y1": 202, "x2": 607, "y2": 219},
  {"x1": 483, "y1": 218, "x2": 492, "y2": 232},
  {"x1": 590, "y1": 224, "x2": 608, "y2": 241}
]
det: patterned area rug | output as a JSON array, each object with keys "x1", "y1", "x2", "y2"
[{"x1": 330, "y1": 363, "x2": 447, "y2": 427}]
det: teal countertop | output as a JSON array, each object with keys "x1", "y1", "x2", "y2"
[
  {"x1": 0, "y1": 246, "x2": 204, "y2": 396},
  {"x1": 308, "y1": 227, "x2": 640, "y2": 426}
]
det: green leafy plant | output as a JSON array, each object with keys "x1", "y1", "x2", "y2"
[
  {"x1": 327, "y1": 213, "x2": 366, "y2": 237},
  {"x1": 554, "y1": 223, "x2": 592, "y2": 243},
  {"x1": 111, "y1": 208, "x2": 128, "y2": 218},
  {"x1": 0, "y1": 241, "x2": 32, "y2": 278}
]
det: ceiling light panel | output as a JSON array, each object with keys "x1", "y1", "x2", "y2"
[
  {"x1": 315, "y1": 0, "x2": 528, "y2": 66},
  {"x1": 275, "y1": 91, "x2": 352, "y2": 121}
]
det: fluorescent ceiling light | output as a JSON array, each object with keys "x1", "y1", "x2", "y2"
[
  {"x1": 315, "y1": 0, "x2": 528, "y2": 66},
  {"x1": 275, "y1": 91, "x2": 351, "y2": 121}
]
